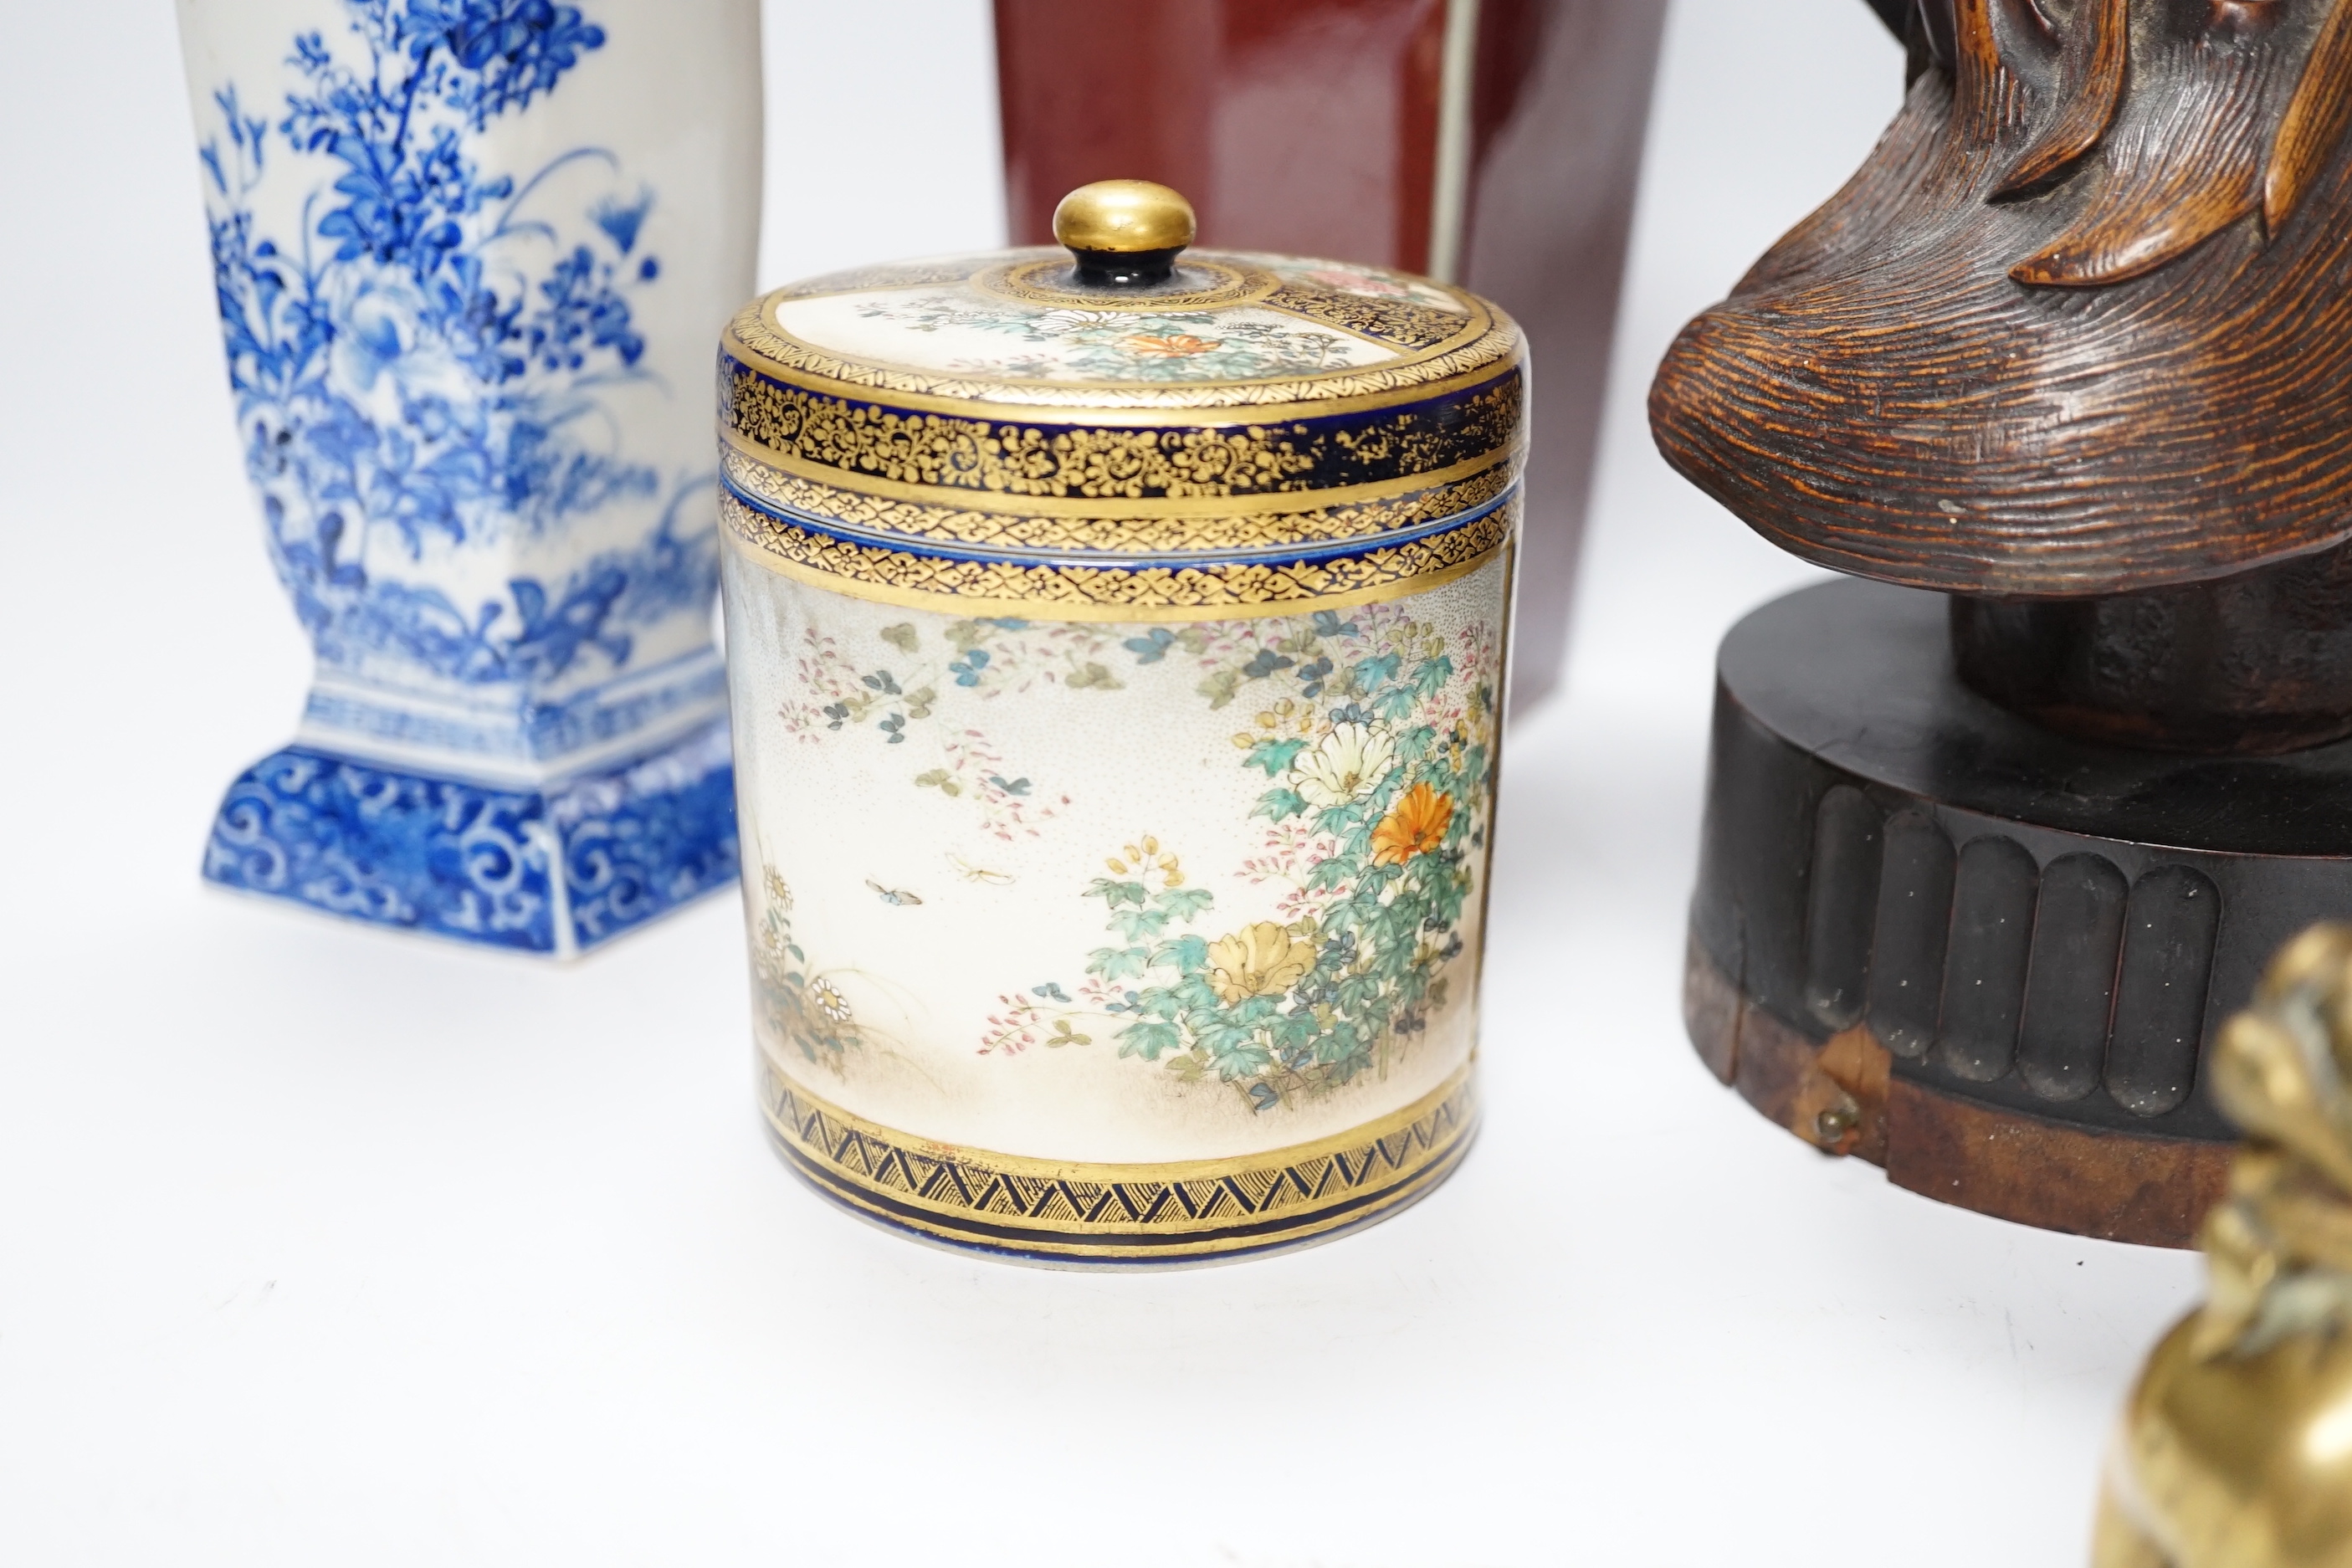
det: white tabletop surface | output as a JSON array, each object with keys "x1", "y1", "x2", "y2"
[{"x1": 0, "y1": 2, "x2": 2206, "y2": 1563}]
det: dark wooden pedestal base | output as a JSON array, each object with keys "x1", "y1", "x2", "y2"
[
  {"x1": 1689, "y1": 581, "x2": 2352, "y2": 1247},
  {"x1": 1683, "y1": 940, "x2": 2228, "y2": 1246}
]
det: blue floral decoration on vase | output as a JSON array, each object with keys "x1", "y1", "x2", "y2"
[{"x1": 182, "y1": 0, "x2": 755, "y2": 956}]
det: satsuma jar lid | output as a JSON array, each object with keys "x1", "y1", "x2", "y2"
[{"x1": 716, "y1": 181, "x2": 1525, "y2": 620}]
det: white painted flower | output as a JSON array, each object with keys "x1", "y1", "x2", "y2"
[
  {"x1": 809, "y1": 977, "x2": 853, "y2": 1024},
  {"x1": 1293, "y1": 722, "x2": 1396, "y2": 808},
  {"x1": 1031, "y1": 309, "x2": 1120, "y2": 336}
]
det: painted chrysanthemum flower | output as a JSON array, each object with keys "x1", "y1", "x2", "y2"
[
  {"x1": 1121, "y1": 333, "x2": 1222, "y2": 357},
  {"x1": 1208, "y1": 923, "x2": 1317, "y2": 1006},
  {"x1": 1371, "y1": 781, "x2": 1454, "y2": 866},
  {"x1": 1033, "y1": 309, "x2": 1120, "y2": 336},
  {"x1": 809, "y1": 978, "x2": 853, "y2": 1024},
  {"x1": 1293, "y1": 722, "x2": 1396, "y2": 808}
]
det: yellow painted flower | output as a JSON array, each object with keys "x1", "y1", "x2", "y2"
[
  {"x1": 1293, "y1": 721, "x2": 1396, "y2": 808},
  {"x1": 1117, "y1": 836, "x2": 1183, "y2": 887},
  {"x1": 1208, "y1": 922, "x2": 1317, "y2": 1005},
  {"x1": 1372, "y1": 781, "x2": 1454, "y2": 866}
]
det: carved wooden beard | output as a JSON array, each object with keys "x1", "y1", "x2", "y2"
[{"x1": 1649, "y1": 0, "x2": 2352, "y2": 596}]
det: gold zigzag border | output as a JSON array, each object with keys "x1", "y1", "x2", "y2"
[
  {"x1": 758, "y1": 1060, "x2": 1478, "y2": 1261},
  {"x1": 718, "y1": 489, "x2": 1517, "y2": 620}
]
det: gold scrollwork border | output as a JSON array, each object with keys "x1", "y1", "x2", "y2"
[
  {"x1": 720, "y1": 364, "x2": 1525, "y2": 503},
  {"x1": 1263, "y1": 282, "x2": 1473, "y2": 350},
  {"x1": 971, "y1": 256, "x2": 1282, "y2": 312},
  {"x1": 729, "y1": 264, "x2": 1520, "y2": 413},
  {"x1": 718, "y1": 489, "x2": 1518, "y2": 622},
  {"x1": 759, "y1": 1059, "x2": 1478, "y2": 1263},
  {"x1": 719, "y1": 445, "x2": 1521, "y2": 554}
]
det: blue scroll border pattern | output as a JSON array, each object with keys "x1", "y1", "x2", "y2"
[{"x1": 204, "y1": 719, "x2": 738, "y2": 956}]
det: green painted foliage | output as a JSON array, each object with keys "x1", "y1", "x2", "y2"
[{"x1": 1019, "y1": 604, "x2": 1494, "y2": 1111}]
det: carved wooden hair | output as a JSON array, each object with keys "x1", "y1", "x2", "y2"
[
  {"x1": 1903, "y1": 0, "x2": 2352, "y2": 284},
  {"x1": 1647, "y1": 0, "x2": 2352, "y2": 597}
]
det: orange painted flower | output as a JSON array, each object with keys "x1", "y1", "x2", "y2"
[
  {"x1": 1371, "y1": 781, "x2": 1453, "y2": 866},
  {"x1": 1122, "y1": 333, "x2": 1221, "y2": 357}
]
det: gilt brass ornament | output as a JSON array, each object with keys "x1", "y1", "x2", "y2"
[{"x1": 2097, "y1": 925, "x2": 2352, "y2": 1567}]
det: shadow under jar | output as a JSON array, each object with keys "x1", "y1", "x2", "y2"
[{"x1": 715, "y1": 182, "x2": 1524, "y2": 1266}]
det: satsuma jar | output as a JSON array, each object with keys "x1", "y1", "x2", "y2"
[{"x1": 715, "y1": 182, "x2": 1524, "y2": 1265}]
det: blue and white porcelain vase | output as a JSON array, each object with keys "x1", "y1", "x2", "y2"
[{"x1": 178, "y1": 0, "x2": 761, "y2": 956}]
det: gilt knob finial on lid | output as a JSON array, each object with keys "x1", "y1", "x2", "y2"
[{"x1": 1051, "y1": 180, "x2": 1196, "y2": 287}]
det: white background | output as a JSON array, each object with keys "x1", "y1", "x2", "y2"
[{"x1": 0, "y1": 2, "x2": 2203, "y2": 1563}]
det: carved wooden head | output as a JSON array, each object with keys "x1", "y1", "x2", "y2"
[{"x1": 1650, "y1": 0, "x2": 2352, "y2": 597}]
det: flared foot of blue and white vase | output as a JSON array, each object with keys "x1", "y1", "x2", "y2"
[{"x1": 202, "y1": 718, "x2": 738, "y2": 958}]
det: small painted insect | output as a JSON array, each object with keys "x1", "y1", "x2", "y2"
[
  {"x1": 866, "y1": 879, "x2": 925, "y2": 906},
  {"x1": 948, "y1": 853, "x2": 1014, "y2": 886}
]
